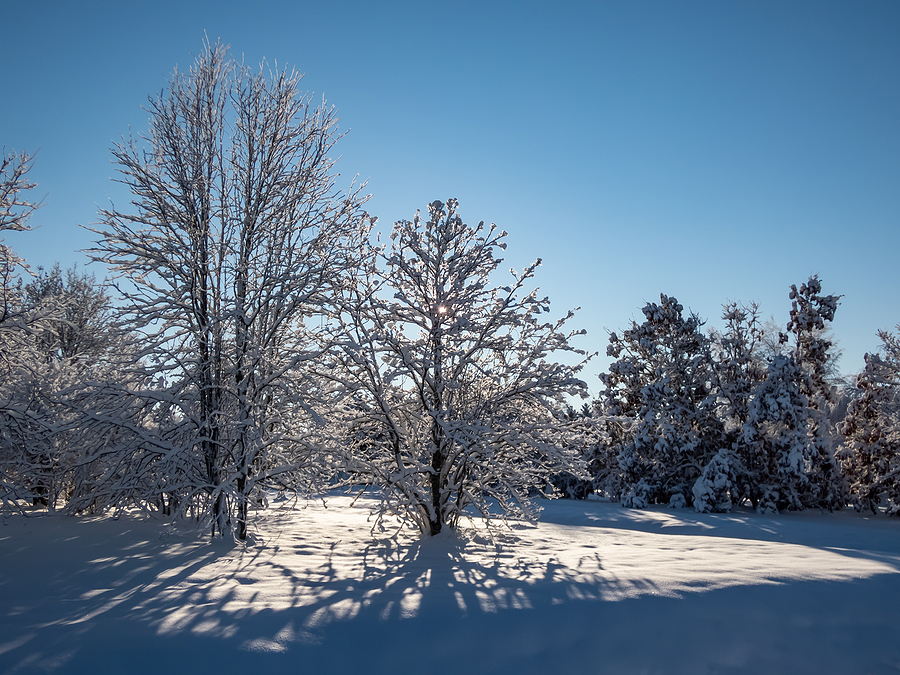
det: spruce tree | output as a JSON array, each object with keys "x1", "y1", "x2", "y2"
[
  {"x1": 694, "y1": 302, "x2": 768, "y2": 512},
  {"x1": 601, "y1": 295, "x2": 721, "y2": 508},
  {"x1": 839, "y1": 328, "x2": 900, "y2": 514},
  {"x1": 743, "y1": 276, "x2": 844, "y2": 512}
]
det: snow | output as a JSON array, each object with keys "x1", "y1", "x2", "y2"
[{"x1": 2, "y1": 497, "x2": 899, "y2": 674}]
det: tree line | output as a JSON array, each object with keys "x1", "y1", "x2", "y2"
[
  {"x1": 1, "y1": 42, "x2": 897, "y2": 541},
  {"x1": 566, "y1": 282, "x2": 898, "y2": 517}
]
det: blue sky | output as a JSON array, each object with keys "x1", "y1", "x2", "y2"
[{"x1": 3, "y1": 0, "x2": 899, "y2": 392}]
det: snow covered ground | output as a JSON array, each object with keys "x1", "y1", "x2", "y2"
[{"x1": 1, "y1": 496, "x2": 899, "y2": 675}]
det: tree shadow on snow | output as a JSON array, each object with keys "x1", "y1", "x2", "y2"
[
  {"x1": 1, "y1": 503, "x2": 899, "y2": 675},
  {"x1": 538, "y1": 498, "x2": 900, "y2": 564}
]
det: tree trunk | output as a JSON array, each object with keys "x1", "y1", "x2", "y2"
[
  {"x1": 236, "y1": 474, "x2": 248, "y2": 541},
  {"x1": 429, "y1": 449, "x2": 443, "y2": 535}
]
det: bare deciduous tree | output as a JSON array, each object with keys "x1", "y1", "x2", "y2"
[
  {"x1": 1, "y1": 149, "x2": 50, "y2": 374},
  {"x1": 0, "y1": 150, "x2": 41, "y2": 233},
  {"x1": 322, "y1": 199, "x2": 590, "y2": 536},
  {"x1": 87, "y1": 41, "x2": 371, "y2": 539},
  {"x1": 0, "y1": 149, "x2": 58, "y2": 510}
]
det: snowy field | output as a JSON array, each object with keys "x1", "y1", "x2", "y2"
[{"x1": 2, "y1": 497, "x2": 899, "y2": 675}]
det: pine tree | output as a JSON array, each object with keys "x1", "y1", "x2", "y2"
[
  {"x1": 786, "y1": 276, "x2": 845, "y2": 509},
  {"x1": 839, "y1": 327, "x2": 900, "y2": 514},
  {"x1": 693, "y1": 302, "x2": 767, "y2": 512},
  {"x1": 601, "y1": 294, "x2": 721, "y2": 508},
  {"x1": 743, "y1": 276, "x2": 844, "y2": 512},
  {"x1": 743, "y1": 354, "x2": 817, "y2": 511}
]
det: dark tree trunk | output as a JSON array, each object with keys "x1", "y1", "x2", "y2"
[
  {"x1": 236, "y1": 474, "x2": 248, "y2": 541},
  {"x1": 429, "y1": 449, "x2": 443, "y2": 535}
]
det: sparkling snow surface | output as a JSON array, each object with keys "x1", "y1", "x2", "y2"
[{"x1": 1, "y1": 496, "x2": 899, "y2": 674}]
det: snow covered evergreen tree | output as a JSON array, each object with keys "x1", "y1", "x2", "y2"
[
  {"x1": 601, "y1": 294, "x2": 721, "y2": 508},
  {"x1": 839, "y1": 327, "x2": 900, "y2": 514},
  {"x1": 785, "y1": 276, "x2": 845, "y2": 508},
  {"x1": 711, "y1": 303, "x2": 767, "y2": 439},
  {"x1": 693, "y1": 302, "x2": 767, "y2": 512},
  {"x1": 86, "y1": 41, "x2": 370, "y2": 539},
  {"x1": 549, "y1": 403, "x2": 602, "y2": 499},
  {"x1": 321, "y1": 199, "x2": 590, "y2": 535},
  {"x1": 742, "y1": 354, "x2": 817, "y2": 512},
  {"x1": 742, "y1": 276, "x2": 844, "y2": 512}
]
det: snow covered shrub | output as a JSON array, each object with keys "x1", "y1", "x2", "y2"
[
  {"x1": 668, "y1": 492, "x2": 687, "y2": 509},
  {"x1": 693, "y1": 449, "x2": 741, "y2": 513},
  {"x1": 321, "y1": 199, "x2": 591, "y2": 536},
  {"x1": 621, "y1": 478, "x2": 653, "y2": 509}
]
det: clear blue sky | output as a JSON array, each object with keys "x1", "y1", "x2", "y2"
[{"x1": 3, "y1": 0, "x2": 899, "y2": 392}]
